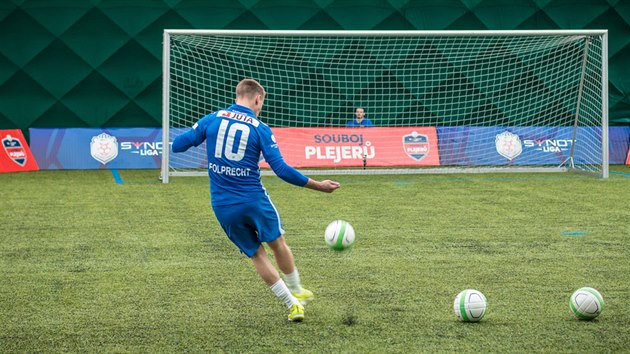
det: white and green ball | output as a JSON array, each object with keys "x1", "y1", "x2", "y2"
[
  {"x1": 324, "y1": 220, "x2": 355, "y2": 251},
  {"x1": 454, "y1": 289, "x2": 487, "y2": 322},
  {"x1": 570, "y1": 287, "x2": 604, "y2": 320}
]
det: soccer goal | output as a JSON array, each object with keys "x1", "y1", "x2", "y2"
[{"x1": 161, "y1": 30, "x2": 608, "y2": 183}]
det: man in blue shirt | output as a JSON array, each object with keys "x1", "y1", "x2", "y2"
[
  {"x1": 172, "y1": 79, "x2": 340, "y2": 322},
  {"x1": 346, "y1": 107, "x2": 374, "y2": 127}
]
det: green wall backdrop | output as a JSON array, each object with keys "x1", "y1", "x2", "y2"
[{"x1": 1, "y1": 0, "x2": 629, "y2": 135}]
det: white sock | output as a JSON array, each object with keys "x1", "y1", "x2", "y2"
[
  {"x1": 284, "y1": 269, "x2": 302, "y2": 293},
  {"x1": 270, "y1": 279, "x2": 300, "y2": 308}
]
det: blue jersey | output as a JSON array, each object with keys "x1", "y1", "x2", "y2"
[
  {"x1": 172, "y1": 104, "x2": 308, "y2": 206},
  {"x1": 346, "y1": 118, "x2": 374, "y2": 128}
]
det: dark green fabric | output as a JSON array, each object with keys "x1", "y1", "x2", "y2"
[{"x1": 0, "y1": 0, "x2": 628, "y2": 133}]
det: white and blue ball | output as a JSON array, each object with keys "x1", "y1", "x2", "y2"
[
  {"x1": 570, "y1": 287, "x2": 604, "y2": 320},
  {"x1": 454, "y1": 289, "x2": 487, "y2": 322},
  {"x1": 324, "y1": 220, "x2": 355, "y2": 251}
]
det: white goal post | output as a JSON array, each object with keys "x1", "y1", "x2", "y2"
[{"x1": 161, "y1": 30, "x2": 608, "y2": 183}]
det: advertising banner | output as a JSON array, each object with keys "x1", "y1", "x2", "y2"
[
  {"x1": 260, "y1": 127, "x2": 440, "y2": 168},
  {"x1": 438, "y1": 126, "x2": 628, "y2": 166},
  {"x1": 609, "y1": 126, "x2": 630, "y2": 165},
  {"x1": 0, "y1": 129, "x2": 39, "y2": 173},
  {"x1": 30, "y1": 128, "x2": 165, "y2": 169},
  {"x1": 27, "y1": 126, "x2": 628, "y2": 170}
]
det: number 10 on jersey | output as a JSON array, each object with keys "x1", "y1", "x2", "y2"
[{"x1": 215, "y1": 119, "x2": 250, "y2": 162}]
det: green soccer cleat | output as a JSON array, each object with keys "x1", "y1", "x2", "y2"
[
  {"x1": 288, "y1": 304, "x2": 304, "y2": 322},
  {"x1": 292, "y1": 288, "x2": 314, "y2": 305}
]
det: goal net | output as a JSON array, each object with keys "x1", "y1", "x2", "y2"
[{"x1": 161, "y1": 30, "x2": 608, "y2": 183}]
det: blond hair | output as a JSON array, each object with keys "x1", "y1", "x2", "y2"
[{"x1": 236, "y1": 79, "x2": 265, "y2": 100}]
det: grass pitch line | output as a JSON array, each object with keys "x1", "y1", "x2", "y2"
[
  {"x1": 561, "y1": 232, "x2": 588, "y2": 237},
  {"x1": 111, "y1": 169, "x2": 123, "y2": 184}
]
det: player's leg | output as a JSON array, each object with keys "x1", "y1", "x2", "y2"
[
  {"x1": 266, "y1": 236, "x2": 294, "y2": 275},
  {"x1": 267, "y1": 237, "x2": 314, "y2": 305},
  {"x1": 249, "y1": 196, "x2": 296, "y2": 279},
  {"x1": 250, "y1": 195, "x2": 313, "y2": 307},
  {"x1": 255, "y1": 193, "x2": 315, "y2": 305},
  {"x1": 250, "y1": 244, "x2": 280, "y2": 285},
  {"x1": 251, "y1": 244, "x2": 304, "y2": 321},
  {"x1": 259, "y1": 218, "x2": 314, "y2": 305},
  {"x1": 213, "y1": 201, "x2": 303, "y2": 321}
]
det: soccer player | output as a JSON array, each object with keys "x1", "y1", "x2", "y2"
[
  {"x1": 172, "y1": 79, "x2": 340, "y2": 322},
  {"x1": 346, "y1": 107, "x2": 374, "y2": 127}
]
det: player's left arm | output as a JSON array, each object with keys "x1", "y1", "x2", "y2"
[
  {"x1": 304, "y1": 178, "x2": 340, "y2": 193},
  {"x1": 259, "y1": 127, "x2": 308, "y2": 186},
  {"x1": 260, "y1": 127, "x2": 339, "y2": 193}
]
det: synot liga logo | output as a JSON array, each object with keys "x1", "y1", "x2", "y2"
[
  {"x1": 523, "y1": 139, "x2": 574, "y2": 153},
  {"x1": 495, "y1": 131, "x2": 522, "y2": 161},
  {"x1": 90, "y1": 133, "x2": 118, "y2": 164},
  {"x1": 120, "y1": 141, "x2": 167, "y2": 156}
]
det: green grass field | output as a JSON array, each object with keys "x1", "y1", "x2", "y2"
[{"x1": 2, "y1": 168, "x2": 630, "y2": 353}]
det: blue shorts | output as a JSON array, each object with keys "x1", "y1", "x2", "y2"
[{"x1": 212, "y1": 196, "x2": 284, "y2": 257}]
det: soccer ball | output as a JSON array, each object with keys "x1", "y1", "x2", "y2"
[
  {"x1": 570, "y1": 287, "x2": 604, "y2": 320},
  {"x1": 454, "y1": 289, "x2": 487, "y2": 322},
  {"x1": 324, "y1": 220, "x2": 355, "y2": 251}
]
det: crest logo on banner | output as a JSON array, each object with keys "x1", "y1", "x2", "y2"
[
  {"x1": 495, "y1": 131, "x2": 522, "y2": 160},
  {"x1": 2, "y1": 134, "x2": 27, "y2": 166},
  {"x1": 402, "y1": 131, "x2": 429, "y2": 161},
  {"x1": 91, "y1": 133, "x2": 118, "y2": 164}
]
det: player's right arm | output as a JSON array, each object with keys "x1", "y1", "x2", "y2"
[{"x1": 172, "y1": 116, "x2": 211, "y2": 153}]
